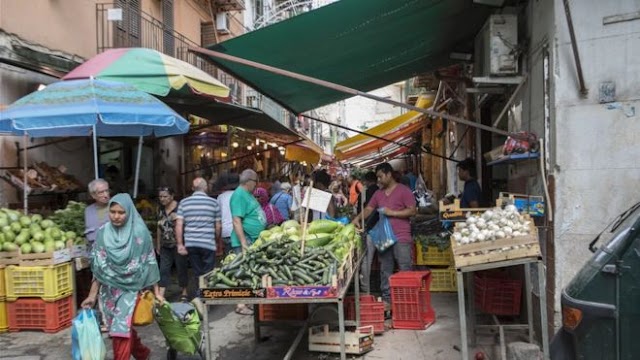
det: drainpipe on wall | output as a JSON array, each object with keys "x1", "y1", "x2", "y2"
[{"x1": 562, "y1": 0, "x2": 588, "y2": 97}]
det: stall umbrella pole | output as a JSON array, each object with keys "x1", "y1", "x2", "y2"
[
  {"x1": 22, "y1": 134, "x2": 28, "y2": 215},
  {"x1": 133, "y1": 135, "x2": 143, "y2": 199},
  {"x1": 92, "y1": 125, "x2": 99, "y2": 180},
  {"x1": 300, "y1": 180, "x2": 314, "y2": 257}
]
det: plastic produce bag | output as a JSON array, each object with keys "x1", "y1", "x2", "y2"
[
  {"x1": 71, "y1": 309, "x2": 106, "y2": 360},
  {"x1": 369, "y1": 211, "x2": 397, "y2": 252}
]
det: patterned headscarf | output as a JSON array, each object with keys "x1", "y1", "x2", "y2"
[
  {"x1": 254, "y1": 187, "x2": 283, "y2": 225},
  {"x1": 91, "y1": 193, "x2": 160, "y2": 291}
]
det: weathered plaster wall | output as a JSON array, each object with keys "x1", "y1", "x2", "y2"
[{"x1": 551, "y1": 0, "x2": 640, "y2": 327}]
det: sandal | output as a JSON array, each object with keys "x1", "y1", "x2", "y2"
[{"x1": 234, "y1": 305, "x2": 254, "y2": 315}]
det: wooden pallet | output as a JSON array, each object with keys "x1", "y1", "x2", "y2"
[{"x1": 451, "y1": 219, "x2": 541, "y2": 268}]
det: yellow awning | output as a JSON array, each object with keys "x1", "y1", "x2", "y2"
[
  {"x1": 334, "y1": 94, "x2": 434, "y2": 155},
  {"x1": 285, "y1": 133, "x2": 326, "y2": 164},
  {"x1": 285, "y1": 143, "x2": 321, "y2": 164}
]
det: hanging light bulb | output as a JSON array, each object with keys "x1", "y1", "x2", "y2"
[
  {"x1": 279, "y1": 149, "x2": 285, "y2": 156},
  {"x1": 247, "y1": 145, "x2": 253, "y2": 151},
  {"x1": 232, "y1": 142, "x2": 239, "y2": 148},
  {"x1": 263, "y1": 143, "x2": 268, "y2": 150},
  {"x1": 255, "y1": 138, "x2": 260, "y2": 146}
]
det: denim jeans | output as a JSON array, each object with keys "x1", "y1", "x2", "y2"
[
  {"x1": 379, "y1": 242, "x2": 413, "y2": 303},
  {"x1": 359, "y1": 234, "x2": 377, "y2": 294},
  {"x1": 159, "y1": 246, "x2": 189, "y2": 288},
  {"x1": 187, "y1": 247, "x2": 216, "y2": 295}
]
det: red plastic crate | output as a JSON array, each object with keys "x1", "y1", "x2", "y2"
[
  {"x1": 389, "y1": 271, "x2": 436, "y2": 330},
  {"x1": 257, "y1": 303, "x2": 308, "y2": 321},
  {"x1": 7, "y1": 295, "x2": 74, "y2": 333},
  {"x1": 344, "y1": 295, "x2": 385, "y2": 334},
  {"x1": 474, "y1": 272, "x2": 523, "y2": 316}
]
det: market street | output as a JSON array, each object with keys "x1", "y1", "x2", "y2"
[{"x1": 0, "y1": 294, "x2": 472, "y2": 360}]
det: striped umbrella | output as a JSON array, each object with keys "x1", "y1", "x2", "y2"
[{"x1": 63, "y1": 48, "x2": 230, "y2": 99}]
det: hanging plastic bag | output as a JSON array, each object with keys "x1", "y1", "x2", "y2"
[
  {"x1": 369, "y1": 210, "x2": 397, "y2": 252},
  {"x1": 133, "y1": 290, "x2": 155, "y2": 326},
  {"x1": 71, "y1": 309, "x2": 106, "y2": 360}
]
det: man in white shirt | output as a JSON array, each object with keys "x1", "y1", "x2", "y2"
[{"x1": 216, "y1": 173, "x2": 239, "y2": 255}]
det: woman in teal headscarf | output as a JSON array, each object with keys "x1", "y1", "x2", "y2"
[{"x1": 81, "y1": 193, "x2": 163, "y2": 360}]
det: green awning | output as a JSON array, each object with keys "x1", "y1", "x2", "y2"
[{"x1": 205, "y1": 0, "x2": 491, "y2": 114}]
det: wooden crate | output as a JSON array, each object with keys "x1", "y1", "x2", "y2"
[
  {"x1": 19, "y1": 248, "x2": 71, "y2": 266},
  {"x1": 0, "y1": 251, "x2": 20, "y2": 266},
  {"x1": 451, "y1": 219, "x2": 541, "y2": 268},
  {"x1": 439, "y1": 199, "x2": 492, "y2": 222}
]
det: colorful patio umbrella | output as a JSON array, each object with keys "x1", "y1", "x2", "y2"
[
  {"x1": 1, "y1": 78, "x2": 190, "y2": 203},
  {"x1": 63, "y1": 48, "x2": 230, "y2": 99}
]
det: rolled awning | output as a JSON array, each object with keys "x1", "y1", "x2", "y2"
[{"x1": 334, "y1": 95, "x2": 433, "y2": 161}]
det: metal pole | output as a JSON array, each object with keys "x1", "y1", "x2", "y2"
[
  {"x1": 492, "y1": 74, "x2": 529, "y2": 128},
  {"x1": 562, "y1": 0, "x2": 588, "y2": 97},
  {"x1": 188, "y1": 47, "x2": 510, "y2": 136},
  {"x1": 23, "y1": 134, "x2": 28, "y2": 215},
  {"x1": 92, "y1": 126, "x2": 99, "y2": 180},
  {"x1": 133, "y1": 136, "x2": 143, "y2": 199}
]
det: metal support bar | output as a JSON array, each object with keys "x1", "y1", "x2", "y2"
[
  {"x1": 563, "y1": 0, "x2": 588, "y2": 96},
  {"x1": 492, "y1": 74, "x2": 529, "y2": 128},
  {"x1": 457, "y1": 259, "x2": 550, "y2": 360},
  {"x1": 456, "y1": 270, "x2": 468, "y2": 360},
  {"x1": 525, "y1": 262, "x2": 535, "y2": 343},
  {"x1": 283, "y1": 317, "x2": 311, "y2": 360},
  {"x1": 188, "y1": 46, "x2": 510, "y2": 136},
  {"x1": 538, "y1": 261, "x2": 550, "y2": 359}
]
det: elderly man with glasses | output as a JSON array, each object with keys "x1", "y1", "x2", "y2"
[{"x1": 84, "y1": 178, "x2": 111, "y2": 249}]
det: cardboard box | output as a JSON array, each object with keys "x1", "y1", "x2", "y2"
[
  {"x1": 308, "y1": 325, "x2": 374, "y2": 355},
  {"x1": 484, "y1": 145, "x2": 505, "y2": 162}
]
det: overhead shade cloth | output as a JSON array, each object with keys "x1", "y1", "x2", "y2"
[
  {"x1": 334, "y1": 95, "x2": 433, "y2": 157},
  {"x1": 203, "y1": 0, "x2": 491, "y2": 113},
  {"x1": 169, "y1": 100, "x2": 298, "y2": 137}
]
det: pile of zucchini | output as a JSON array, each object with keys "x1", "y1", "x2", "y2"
[{"x1": 204, "y1": 237, "x2": 342, "y2": 289}]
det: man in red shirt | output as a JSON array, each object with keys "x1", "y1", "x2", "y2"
[{"x1": 352, "y1": 163, "x2": 416, "y2": 309}]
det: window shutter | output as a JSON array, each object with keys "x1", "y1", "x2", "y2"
[{"x1": 162, "y1": 0, "x2": 175, "y2": 56}]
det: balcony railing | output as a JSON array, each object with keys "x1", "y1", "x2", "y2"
[
  {"x1": 96, "y1": 2, "x2": 293, "y2": 127},
  {"x1": 96, "y1": 2, "x2": 243, "y2": 100}
]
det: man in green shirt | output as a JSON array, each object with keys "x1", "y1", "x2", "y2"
[
  {"x1": 230, "y1": 169, "x2": 266, "y2": 316},
  {"x1": 230, "y1": 169, "x2": 266, "y2": 252}
]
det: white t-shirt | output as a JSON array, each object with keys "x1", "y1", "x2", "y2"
[{"x1": 217, "y1": 190, "x2": 234, "y2": 238}]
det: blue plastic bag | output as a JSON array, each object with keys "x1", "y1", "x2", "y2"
[
  {"x1": 325, "y1": 215, "x2": 350, "y2": 225},
  {"x1": 71, "y1": 309, "x2": 106, "y2": 360},
  {"x1": 369, "y1": 211, "x2": 397, "y2": 252}
]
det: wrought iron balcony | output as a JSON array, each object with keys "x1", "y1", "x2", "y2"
[{"x1": 96, "y1": 2, "x2": 243, "y2": 100}]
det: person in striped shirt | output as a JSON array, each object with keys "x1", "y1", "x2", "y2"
[{"x1": 176, "y1": 177, "x2": 222, "y2": 297}]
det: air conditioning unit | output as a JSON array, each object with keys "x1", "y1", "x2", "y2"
[
  {"x1": 216, "y1": 12, "x2": 230, "y2": 34},
  {"x1": 474, "y1": 14, "x2": 518, "y2": 77}
]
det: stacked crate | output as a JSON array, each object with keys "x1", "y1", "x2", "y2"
[
  {"x1": 414, "y1": 243, "x2": 457, "y2": 292},
  {"x1": 0, "y1": 265, "x2": 7, "y2": 333},
  {"x1": 4, "y1": 261, "x2": 74, "y2": 333}
]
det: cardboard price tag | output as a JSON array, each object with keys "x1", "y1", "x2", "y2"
[{"x1": 301, "y1": 188, "x2": 332, "y2": 213}]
